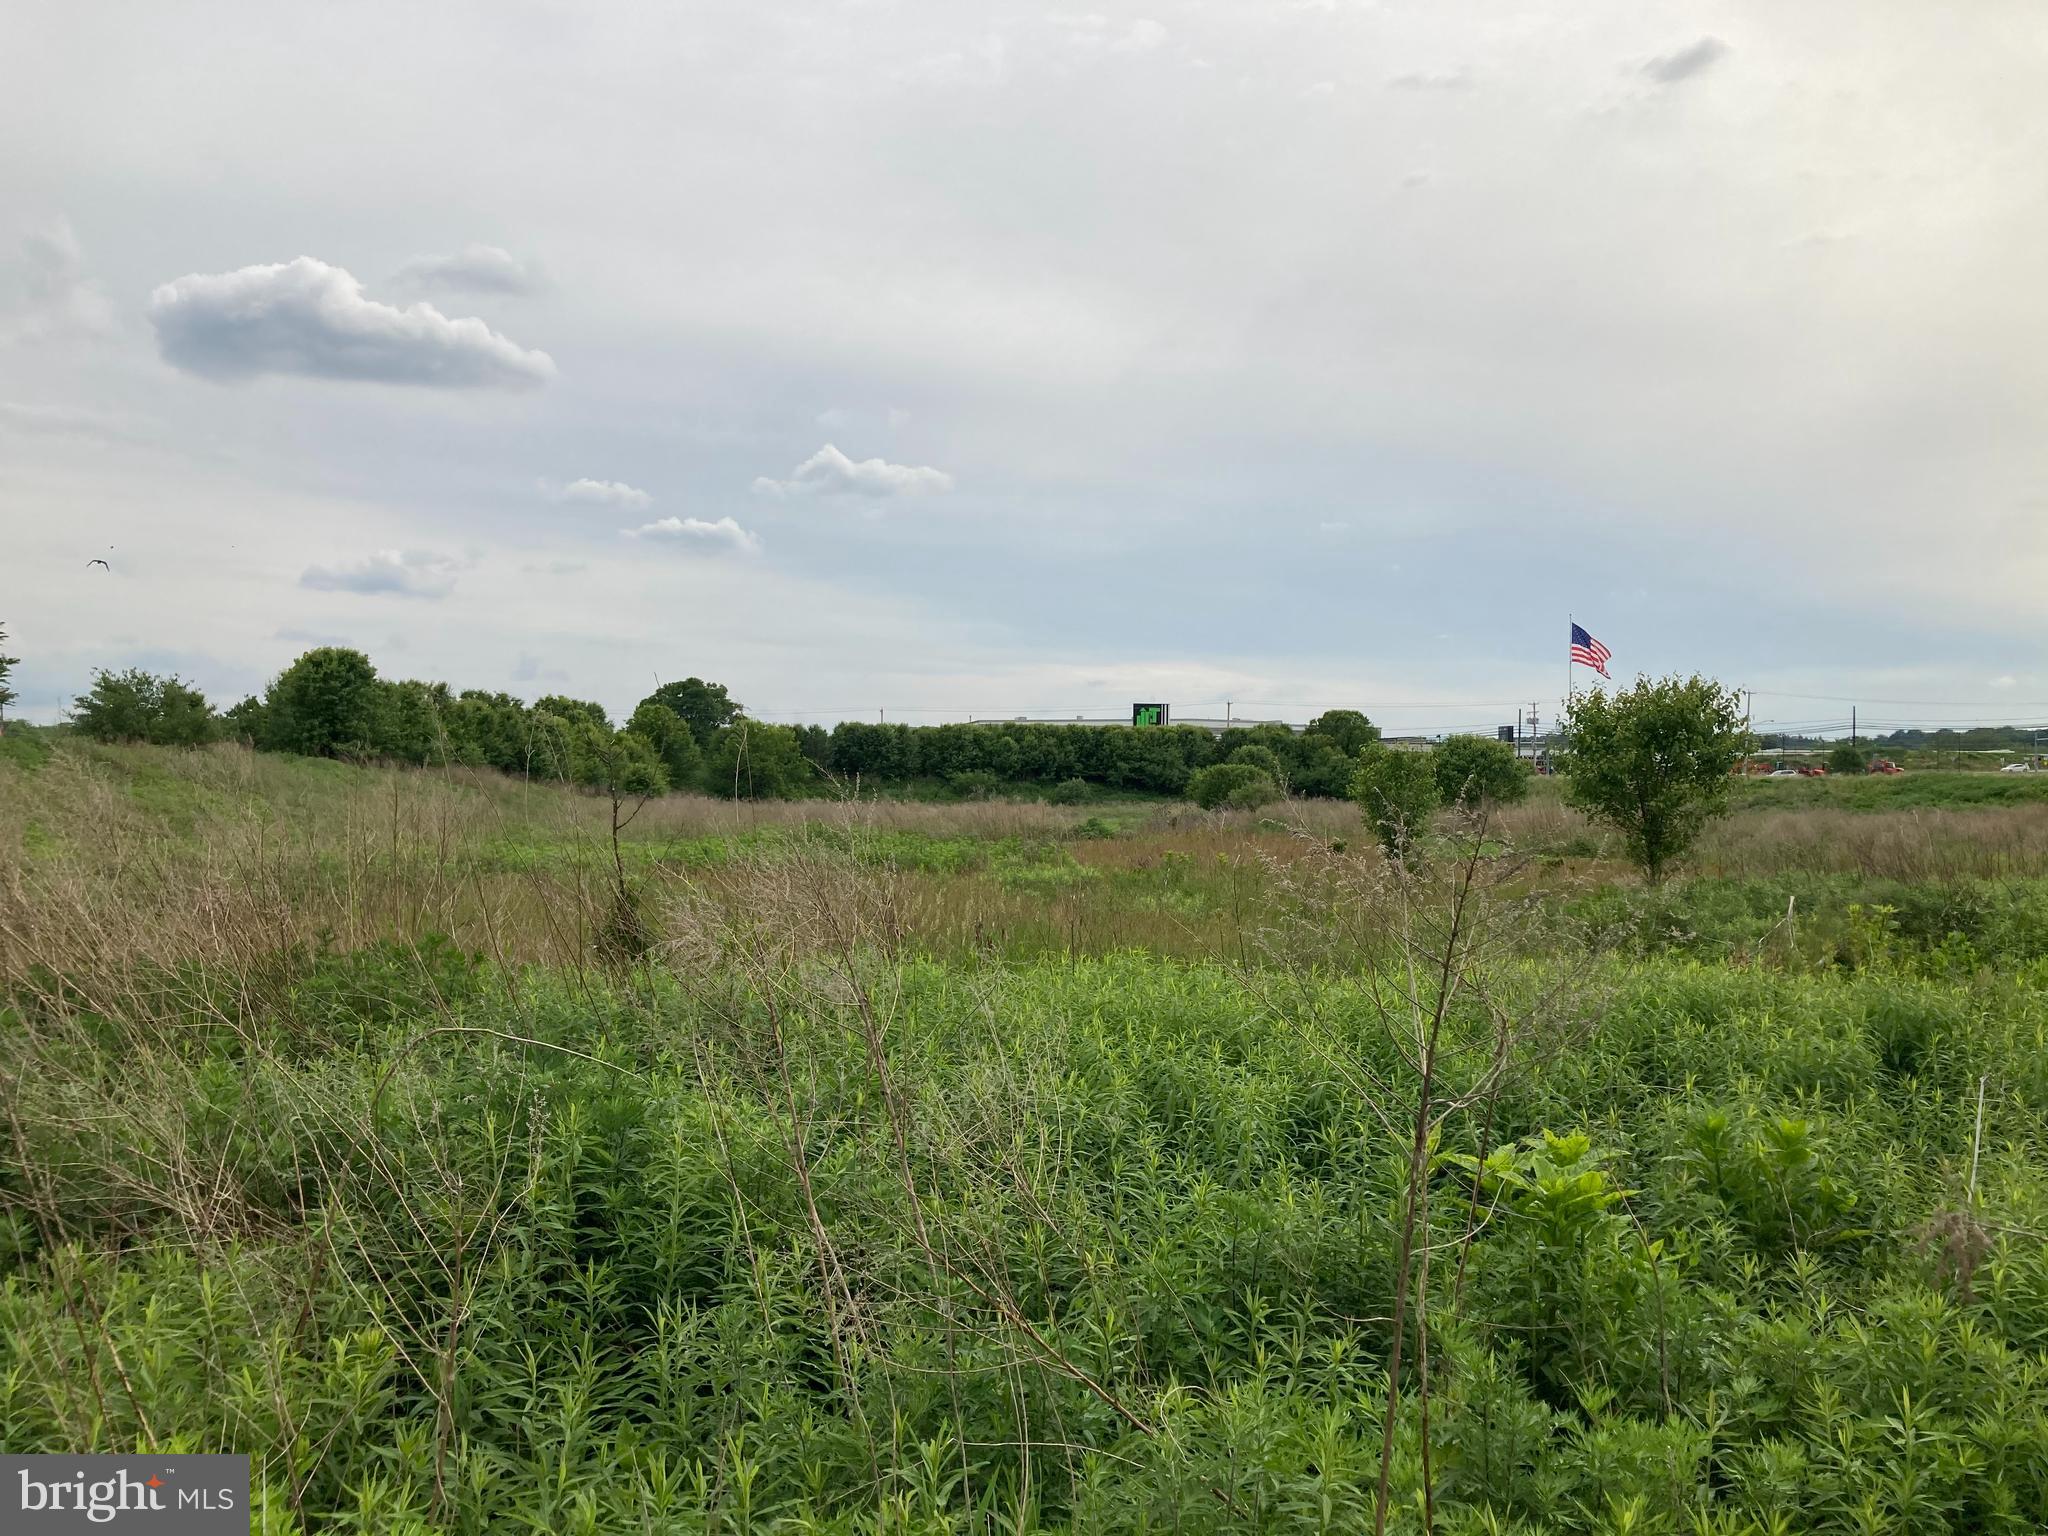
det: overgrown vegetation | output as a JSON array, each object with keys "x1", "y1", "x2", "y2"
[{"x1": 3, "y1": 738, "x2": 2047, "y2": 1532}]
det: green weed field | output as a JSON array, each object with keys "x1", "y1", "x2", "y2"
[{"x1": 4, "y1": 739, "x2": 2047, "y2": 1533}]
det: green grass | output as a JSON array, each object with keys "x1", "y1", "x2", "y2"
[
  {"x1": 5, "y1": 741, "x2": 2048, "y2": 1531},
  {"x1": 1733, "y1": 770, "x2": 2048, "y2": 811}
]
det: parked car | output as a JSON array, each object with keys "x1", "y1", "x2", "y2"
[
  {"x1": 2001, "y1": 761, "x2": 2033, "y2": 774},
  {"x1": 1866, "y1": 759, "x2": 1903, "y2": 775},
  {"x1": 1766, "y1": 768, "x2": 1801, "y2": 778}
]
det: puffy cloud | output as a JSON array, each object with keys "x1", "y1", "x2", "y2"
[
  {"x1": 752, "y1": 443, "x2": 954, "y2": 499},
  {"x1": 299, "y1": 548, "x2": 461, "y2": 598},
  {"x1": 393, "y1": 243, "x2": 540, "y2": 296},
  {"x1": 552, "y1": 477, "x2": 652, "y2": 509},
  {"x1": 623, "y1": 515, "x2": 761, "y2": 553},
  {"x1": 1642, "y1": 37, "x2": 1730, "y2": 85},
  {"x1": 147, "y1": 257, "x2": 555, "y2": 387}
]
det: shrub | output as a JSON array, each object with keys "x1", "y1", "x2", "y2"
[
  {"x1": 1432, "y1": 734, "x2": 1527, "y2": 808},
  {"x1": 1226, "y1": 744, "x2": 1287, "y2": 786},
  {"x1": 1351, "y1": 747, "x2": 1439, "y2": 860},
  {"x1": 71, "y1": 668, "x2": 217, "y2": 746},
  {"x1": 1186, "y1": 762, "x2": 1281, "y2": 810},
  {"x1": 1047, "y1": 777, "x2": 1092, "y2": 805},
  {"x1": 1827, "y1": 742, "x2": 1868, "y2": 776},
  {"x1": 1562, "y1": 674, "x2": 1750, "y2": 880}
]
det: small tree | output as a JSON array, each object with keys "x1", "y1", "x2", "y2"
[
  {"x1": 1226, "y1": 744, "x2": 1288, "y2": 791},
  {"x1": 0, "y1": 622, "x2": 17, "y2": 732},
  {"x1": 1351, "y1": 747, "x2": 1439, "y2": 863},
  {"x1": 72, "y1": 668, "x2": 217, "y2": 745},
  {"x1": 643, "y1": 677, "x2": 741, "y2": 749},
  {"x1": 1305, "y1": 708, "x2": 1380, "y2": 755},
  {"x1": 704, "y1": 718, "x2": 815, "y2": 800},
  {"x1": 262, "y1": 647, "x2": 382, "y2": 757},
  {"x1": 1826, "y1": 741, "x2": 1867, "y2": 776},
  {"x1": 1561, "y1": 674, "x2": 1750, "y2": 880},
  {"x1": 573, "y1": 725, "x2": 669, "y2": 959},
  {"x1": 1186, "y1": 761, "x2": 1280, "y2": 810},
  {"x1": 1432, "y1": 734, "x2": 1528, "y2": 809},
  {"x1": 626, "y1": 699, "x2": 705, "y2": 790}
]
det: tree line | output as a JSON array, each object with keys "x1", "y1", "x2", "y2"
[{"x1": 63, "y1": 647, "x2": 1511, "y2": 802}]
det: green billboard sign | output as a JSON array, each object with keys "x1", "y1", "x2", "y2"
[{"x1": 1132, "y1": 703, "x2": 1169, "y2": 728}]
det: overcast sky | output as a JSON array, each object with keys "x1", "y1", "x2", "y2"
[{"x1": 4, "y1": 0, "x2": 2045, "y2": 738}]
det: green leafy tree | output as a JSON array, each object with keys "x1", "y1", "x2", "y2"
[
  {"x1": 533, "y1": 695, "x2": 610, "y2": 731},
  {"x1": 1186, "y1": 761, "x2": 1281, "y2": 811},
  {"x1": 262, "y1": 648, "x2": 382, "y2": 757},
  {"x1": 1432, "y1": 734, "x2": 1528, "y2": 809},
  {"x1": 374, "y1": 679, "x2": 451, "y2": 764},
  {"x1": 571, "y1": 724, "x2": 668, "y2": 798},
  {"x1": 1305, "y1": 708, "x2": 1380, "y2": 755},
  {"x1": 625, "y1": 700, "x2": 704, "y2": 790},
  {"x1": 704, "y1": 718, "x2": 815, "y2": 799},
  {"x1": 1227, "y1": 744, "x2": 1288, "y2": 790},
  {"x1": 1561, "y1": 674, "x2": 1750, "y2": 880},
  {"x1": 1287, "y1": 737, "x2": 1360, "y2": 798},
  {"x1": 222, "y1": 695, "x2": 267, "y2": 744},
  {"x1": 71, "y1": 668, "x2": 217, "y2": 745},
  {"x1": 0, "y1": 622, "x2": 17, "y2": 730},
  {"x1": 1351, "y1": 747, "x2": 1440, "y2": 862},
  {"x1": 1826, "y1": 741, "x2": 1867, "y2": 776},
  {"x1": 643, "y1": 677, "x2": 741, "y2": 749}
]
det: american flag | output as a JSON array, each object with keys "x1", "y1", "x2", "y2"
[{"x1": 1570, "y1": 622, "x2": 1611, "y2": 678}]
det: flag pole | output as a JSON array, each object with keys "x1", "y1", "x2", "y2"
[{"x1": 1565, "y1": 612, "x2": 1574, "y2": 719}]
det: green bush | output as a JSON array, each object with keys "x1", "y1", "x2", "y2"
[
  {"x1": 1048, "y1": 776, "x2": 1092, "y2": 805},
  {"x1": 71, "y1": 669, "x2": 218, "y2": 746},
  {"x1": 1186, "y1": 761, "x2": 1281, "y2": 810},
  {"x1": 1351, "y1": 747, "x2": 1439, "y2": 859},
  {"x1": 1562, "y1": 674, "x2": 1750, "y2": 879},
  {"x1": 1432, "y1": 733, "x2": 1527, "y2": 808}
]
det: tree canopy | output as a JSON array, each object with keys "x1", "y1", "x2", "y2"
[
  {"x1": 644, "y1": 678, "x2": 741, "y2": 748},
  {"x1": 1561, "y1": 675, "x2": 1750, "y2": 880},
  {"x1": 72, "y1": 669, "x2": 217, "y2": 745}
]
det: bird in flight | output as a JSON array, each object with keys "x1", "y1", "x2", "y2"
[{"x1": 87, "y1": 558, "x2": 110, "y2": 570}]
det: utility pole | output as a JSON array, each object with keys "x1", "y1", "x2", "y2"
[
  {"x1": 1851, "y1": 706, "x2": 1857, "y2": 746},
  {"x1": 1527, "y1": 702, "x2": 1542, "y2": 771}
]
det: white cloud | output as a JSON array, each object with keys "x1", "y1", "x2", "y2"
[
  {"x1": 300, "y1": 548, "x2": 462, "y2": 598},
  {"x1": 1989, "y1": 675, "x2": 2018, "y2": 690},
  {"x1": 623, "y1": 515, "x2": 761, "y2": 553},
  {"x1": 393, "y1": 243, "x2": 540, "y2": 296},
  {"x1": 1642, "y1": 37, "x2": 1730, "y2": 85},
  {"x1": 147, "y1": 257, "x2": 555, "y2": 387},
  {"x1": 752, "y1": 443, "x2": 954, "y2": 499},
  {"x1": 552, "y1": 477, "x2": 653, "y2": 509}
]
